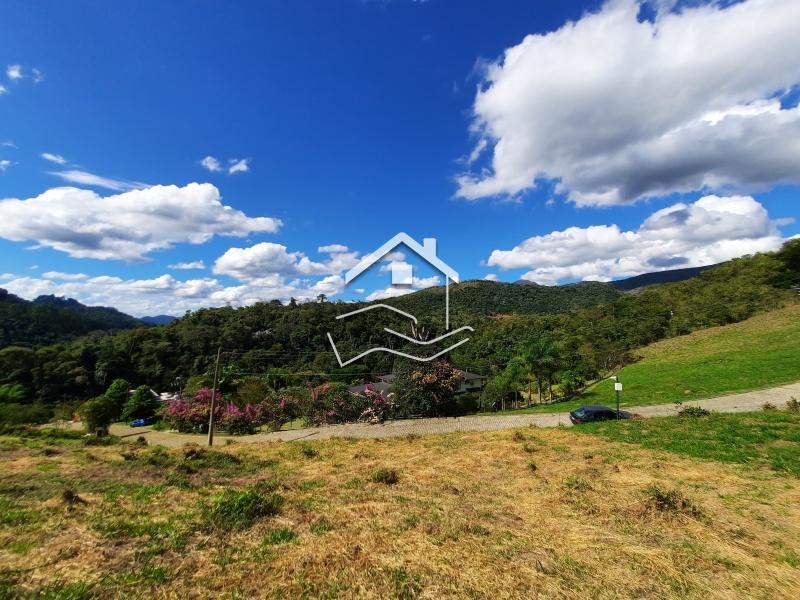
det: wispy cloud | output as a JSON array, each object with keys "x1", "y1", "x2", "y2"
[
  {"x1": 6, "y1": 65, "x2": 22, "y2": 81},
  {"x1": 49, "y1": 169, "x2": 148, "y2": 191},
  {"x1": 0, "y1": 160, "x2": 11, "y2": 172},
  {"x1": 41, "y1": 152, "x2": 67, "y2": 165},
  {"x1": 168, "y1": 260, "x2": 206, "y2": 270},
  {"x1": 228, "y1": 158, "x2": 250, "y2": 174},
  {"x1": 199, "y1": 155, "x2": 250, "y2": 175},
  {"x1": 199, "y1": 156, "x2": 222, "y2": 172},
  {"x1": 0, "y1": 85, "x2": 7, "y2": 96}
]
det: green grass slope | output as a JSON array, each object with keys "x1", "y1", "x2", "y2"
[
  {"x1": 584, "y1": 302, "x2": 800, "y2": 407},
  {"x1": 577, "y1": 411, "x2": 800, "y2": 476},
  {"x1": 491, "y1": 303, "x2": 800, "y2": 415}
]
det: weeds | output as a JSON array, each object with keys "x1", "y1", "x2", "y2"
[
  {"x1": 762, "y1": 402, "x2": 778, "y2": 411},
  {"x1": 786, "y1": 397, "x2": 799, "y2": 412},
  {"x1": 371, "y1": 468, "x2": 400, "y2": 485},
  {"x1": 678, "y1": 406, "x2": 710, "y2": 417},
  {"x1": 310, "y1": 518, "x2": 332, "y2": 535},
  {"x1": 643, "y1": 485, "x2": 703, "y2": 518},
  {"x1": 262, "y1": 527, "x2": 297, "y2": 545},
  {"x1": 202, "y1": 489, "x2": 283, "y2": 530}
]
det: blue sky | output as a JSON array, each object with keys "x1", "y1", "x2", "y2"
[{"x1": 0, "y1": 0, "x2": 798, "y2": 315}]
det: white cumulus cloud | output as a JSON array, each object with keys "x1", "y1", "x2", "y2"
[
  {"x1": 213, "y1": 242, "x2": 360, "y2": 282},
  {"x1": 457, "y1": 0, "x2": 800, "y2": 206},
  {"x1": 487, "y1": 195, "x2": 787, "y2": 284},
  {"x1": 0, "y1": 183, "x2": 282, "y2": 261}
]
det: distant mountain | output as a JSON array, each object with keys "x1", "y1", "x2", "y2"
[
  {"x1": 513, "y1": 264, "x2": 719, "y2": 293},
  {"x1": 140, "y1": 315, "x2": 178, "y2": 325},
  {"x1": 32, "y1": 294, "x2": 144, "y2": 329},
  {"x1": 610, "y1": 264, "x2": 718, "y2": 292},
  {"x1": 0, "y1": 289, "x2": 145, "y2": 348}
]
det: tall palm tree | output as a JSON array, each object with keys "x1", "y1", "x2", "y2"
[{"x1": 524, "y1": 336, "x2": 560, "y2": 404}]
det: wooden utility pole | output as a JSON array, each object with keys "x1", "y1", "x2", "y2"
[{"x1": 207, "y1": 346, "x2": 222, "y2": 447}]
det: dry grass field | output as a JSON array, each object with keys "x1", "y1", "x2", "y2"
[{"x1": 1, "y1": 424, "x2": 800, "y2": 599}]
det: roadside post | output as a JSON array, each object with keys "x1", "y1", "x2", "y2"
[
  {"x1": 611, "y1": 375, "x2": 622, "y2": 418},
  {"x1": 207, "y1": 346, "x2": 222, "y2": 447}
]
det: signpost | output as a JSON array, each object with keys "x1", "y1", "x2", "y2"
[{"x1": 612, "y1": 375, "x2": 622, "y2": 418}]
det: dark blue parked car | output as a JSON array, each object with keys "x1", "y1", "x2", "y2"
[
  {"x1": 569, "y1": 405, "x2": 631, "y2": 424},
  {"x1": 129, "y1": 417, "x2": 154, "y2": 427}
]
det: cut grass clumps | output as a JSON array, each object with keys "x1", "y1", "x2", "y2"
[
  {"x1": 299, "y1": 444, "x2": 319, "y2": 458},
  {"x1": 310, "y1": 518, "x2": 333, "y2": 535},
  {"x1": 371, "y1": 468, "x2": 400, "y2": 485},
  {"x1": 644, "y1": 485, "x2": 703, "y2": 518},
  {"x1": 262, "y1": 527, "x2": 297, "y2": 545},
  {"x1": 787, "y1": 397, "x2": 800, "y2": 412},
  {"x1": 678, "y1": 405, "x2": 711, "y2": 418},
  {"x1": 202, "y1": 488, "x2": 283, "y2": 530}
]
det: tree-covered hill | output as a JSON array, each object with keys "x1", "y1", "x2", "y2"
[
  {"x1": 0, "y1": 290, "x2": 145, "y2": 348},
  {"x1": 386, "y1": 279, "x2": 620, "y2": 318}
]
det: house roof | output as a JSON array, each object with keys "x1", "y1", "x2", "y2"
[{"x1": 344, "y1": 232, "x2": 459, "y2": 284}]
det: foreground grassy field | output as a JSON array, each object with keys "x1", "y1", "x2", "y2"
[
  {"x1": 577, "y1": 410, "x2": 800, "y2": 476},
  {"x1": 491, "y1": 303, "x2": 800, "y2": 415},
  {"x1": 2, "y1": 421, "x2": 800, "y2": 599}
]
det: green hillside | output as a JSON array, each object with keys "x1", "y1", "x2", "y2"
[
  {"x1": 504, "y1": 303, "x2": 800, "y2": 414},
  {"x1": 388, "y1": 279, "x2": 620, "y2": 317},
  {"x1": 0, "y1": 289, "x2": 145, "y2": 348},
  {"x1": 583, "y1": 303, "x2": 800, "y2": 407}
]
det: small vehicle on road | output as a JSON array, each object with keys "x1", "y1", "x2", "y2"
[
  {"x1": 569, "y1": 405, "x2": 632, "y2": 424},
  {"x1": 129, "y1": 417, "x2": 154, "y2": 427}
]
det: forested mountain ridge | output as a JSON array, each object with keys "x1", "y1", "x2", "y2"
[
  {"x1": 0, "y1": 289, "x2": 145, "y2": 348},
  {"x1": 380, "y1": 279, "x2": 620, "y2": 317}
]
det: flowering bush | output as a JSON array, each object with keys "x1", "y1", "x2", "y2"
[
  {"x1": 162, "y1": 388, "x2": 224, "y2": 433},
  {"x1": 221, "y1": 402, "x2": 263, "y2": 435},
  {"x1": 358, "y1": 385, "x2": 395, "y2": 424},
  {"x1": 163, "y1": 388, "x2": 266, "y2": 435}
]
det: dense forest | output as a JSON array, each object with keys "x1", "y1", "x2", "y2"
[
  {"x1": 1, "y1": 240, "x2": 798, "y2": 424},
  {"x1": 0, "y1": 290, "x2": 145, "y2": 348}
]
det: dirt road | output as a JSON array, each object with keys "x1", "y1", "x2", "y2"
[{"x1": 104, "y1": 381, "x2": 800, "y2": 447}]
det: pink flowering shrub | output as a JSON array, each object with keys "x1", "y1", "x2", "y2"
[
  {"x1": 163, "y1": 388, "x2": 266, "y2": 435},
  {"x1": 357, "y1": 386, "x2": 394, "y2": 424},
  {"x1": 162, "y1": 388, "x2": 224, "y2": 433},
  {"x1": 221, "y1": 402, "x2": 263, "y2": 435}
]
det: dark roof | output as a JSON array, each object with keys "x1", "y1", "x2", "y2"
[{"x1": 461, "y1": 371, "x2": 485, "y2": 380}]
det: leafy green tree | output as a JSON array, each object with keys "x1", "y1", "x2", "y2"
[
  {"x1": 121, "y1": 385, "x2": 159, "y2": 421},
  {"x1": 79, "y1": 396, "x2": 116, "y2": 433},
  {"x1": 0, "y1": 383, "x2": 27, "y2": 404},
  {"x1": 103, "y1": 378, "x2": 130, "y2": 419},
  {"x1": 392, "y1": 359, "x2": 463, "y2": 417}
]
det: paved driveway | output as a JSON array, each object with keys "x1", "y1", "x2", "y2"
[{"x1": 109, "y1": 381, "x2": 800, "y2": 447}]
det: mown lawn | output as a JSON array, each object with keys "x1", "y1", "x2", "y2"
[
  {"x1": 484, "y1": 303, "x2": 800, "y2": 415},
  {"x1": 575, "y1": 410, "x2": 800, "y2": 476},
  {"x1": 2, "y1": 425, "x2": 800, "y2": 598}
]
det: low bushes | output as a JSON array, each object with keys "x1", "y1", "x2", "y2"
[{"x1": 202, "y1": 489, "x2": 283, "y2": 530}]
